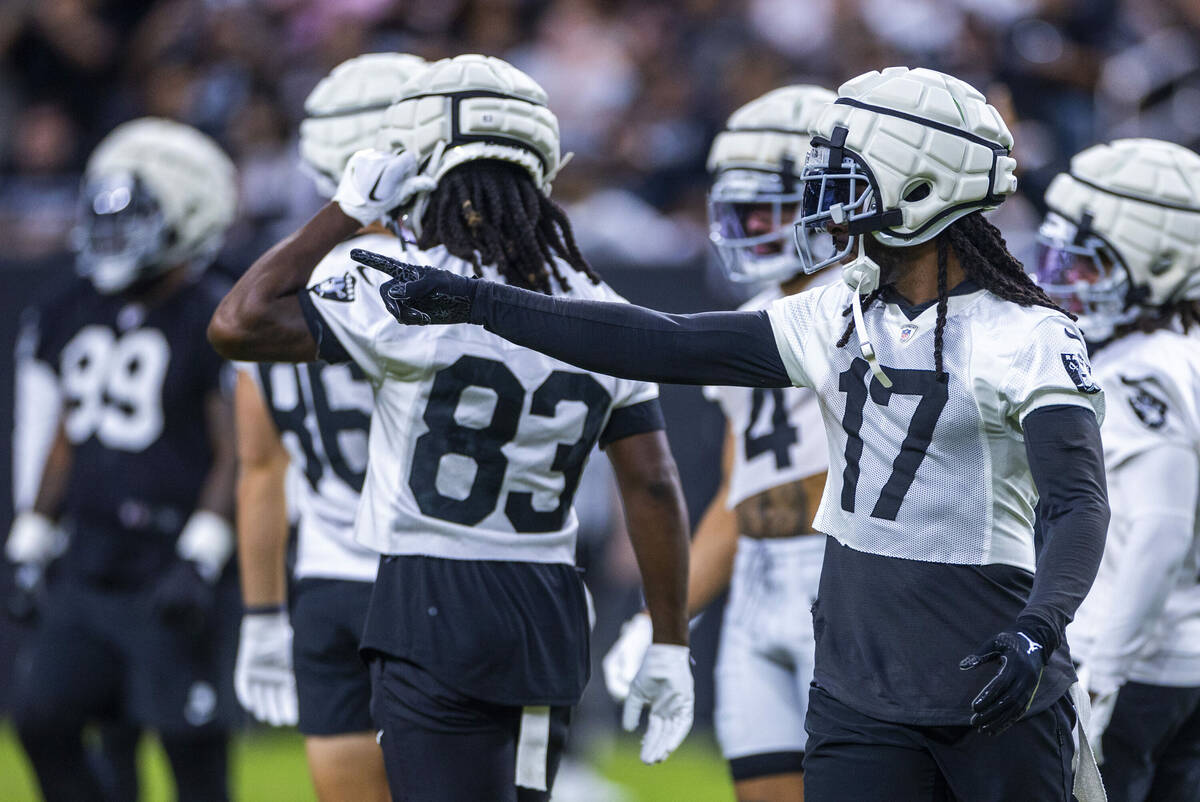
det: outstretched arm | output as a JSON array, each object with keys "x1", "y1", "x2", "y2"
[
  {"x1": 474, "y1": 282, "x2": 791, "y2": 387},
  {"x1": 353, "y1": 250, "x2": 794, "y2": 388}
]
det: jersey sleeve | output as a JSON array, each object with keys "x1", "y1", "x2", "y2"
[
  {"x1": 1000, "y1": 317, "x2": 1105, "y2": 429},
  {"x1": 1105, "y1": 368, "x2": 1198, "y2": 453},
  {"x1": 299, "y1": 250, "x2": 392, "y2": 383},
  {"x1": 765, "y1": 292, "x2": 818, "y2": 389}
]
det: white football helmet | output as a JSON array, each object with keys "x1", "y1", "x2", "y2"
[
  {"x1": 793, "y1": 67, "x2": 1017, "y2": 274},
  {"x1": 76, "y1": 118, "x2": 237, "y2": 294},
  {"x1": 706, "y1": 84, "x2": 836, "y2": 285},
  {"x1": 375, "y1": 54, "x2": 563, "y2": 237},
  {"x1": 299, "y1": 52, "x2": 428, "y2": 198},
  {"x1": 1035, "y1": 138, "x2": 1200, "y2": 342}
]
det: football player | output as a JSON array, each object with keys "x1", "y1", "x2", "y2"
[
  {"x1": 354, "y1": 66, "x2": 1112, "y2": 801},
  {"x1": 1036, "y1": 138, "x2": 1200, "y2": 802},
  {"x1": 603, "y1": 84, "x2": 835, "y2": 802},
  {"x1": 5, "y1": 118, "x2": 239, "y2": 801},
  {"x1": 208, "y1": 55, "x2": 694, "y2": 801},
  {"x1": 232, "y1": 52, "x2": 424, "y2": 802}
]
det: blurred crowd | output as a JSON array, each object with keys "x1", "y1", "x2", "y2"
[{"x1": 1, "y1": 0, "x2": 1196, "y2": 272}]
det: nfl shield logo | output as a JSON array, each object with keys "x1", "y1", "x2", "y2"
[{"x1": 899, "y1": 323, "x2": 918, "y2": 343}]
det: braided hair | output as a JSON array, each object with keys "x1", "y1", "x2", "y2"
[
  {"x1": 1105, "y1": 298, "x2": 1200, "y2": 346},
  {"x1": 837, "y1": 211, "x2": 1073, "y2": 377},
  {"x1": 417, "y1": 159, "x2": 601, "y2": 293}
]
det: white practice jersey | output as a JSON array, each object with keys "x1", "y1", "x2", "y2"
[
  {"x1": 244, "y1": 353, "x2": 377, "y2": 582},
  {"x1": 1071, "y1": 328, "x2": 1200, "y2": 689},
  {"x1": 302, "y1": 235, "x2": 660, "y2": 564},
  {"x1": 704, "y1": 285, "x2": 827, "y2": 508},
  {"x1": 767, "y1": 280, "x2": 1105, "y2": 571}
]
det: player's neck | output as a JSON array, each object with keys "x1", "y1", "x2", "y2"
[
  {"x1": 889, "y1": 238, "x2": 966, "y2": 306},
  {"x1": 124, "y1": 264, "x2": 188, "y2": 306},
  {"x1": 779, "y1": 271, "x2": 814, "y2": 296}
]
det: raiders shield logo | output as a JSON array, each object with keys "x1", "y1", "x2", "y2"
[
  {"x1": 310, "y1": 272, "x2": 356, "y2": 302},
  {"x1": 1061, "y1": 353, "x2": 1101, "y2": 394},
  {"x1": 1120, "y1": 375, "x2": 1168, "y2": 429},
  {"x1": 899, "y1": 323, "x2": 919, "y2": 343}
]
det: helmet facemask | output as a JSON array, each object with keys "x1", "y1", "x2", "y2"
[
  {"x1": 792, "y1": 127, "x2": 910, "y2": 276},
  {"x1": 708, "y1": 165, "x2": 832, "y2": 284},
  {"x1": 73, "y1": 172, "x2": 170, "y2": 295},
  {"x1": 1033, "y1": 211, "x2": 1130, "y2": 342}
]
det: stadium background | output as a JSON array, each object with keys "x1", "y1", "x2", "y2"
[{"x1": 0, "y1": 0, "x2": 1193, "y2": 798}]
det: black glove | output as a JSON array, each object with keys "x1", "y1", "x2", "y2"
[
  {"x1": 959, "y1": 629, "x2": 1047, "y2": 735},
  {"x1": 350, "y1": 248, "x2": 477, "y2": 325},
  {"x1": 151, "y1": 560, "x2": 214, "y2": 635}
]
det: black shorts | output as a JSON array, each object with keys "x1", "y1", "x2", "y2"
[
  {"x1": 803, "y1": 683, "x2": 1076, "y2": 802},
  {"x1": 1100, "y1": 680, "x2": 1200, "y2": 802},
  {"x1": 12, "y1": 575, "x2": 239, "y2": 737},
  {"x1": 368, "y1": 654, "x2": 571, "y2": 802},
  {"x1": 292, "y1": 577, "x2": 374, "y2": 736}
]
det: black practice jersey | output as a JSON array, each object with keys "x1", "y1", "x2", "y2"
[{"x1": 29, "y1": 273, "x2": 230, "y2": 584}]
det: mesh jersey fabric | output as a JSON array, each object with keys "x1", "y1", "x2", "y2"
[
  {"x1": 303, "y1": 235, "x2": 661, "y2": 563},
  {"x1": 766, "y1": 278, "x2": 1104, "y2": 571}
]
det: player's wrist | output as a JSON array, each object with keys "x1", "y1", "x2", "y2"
[
  {"x1": 646, "y1": 610, "x2": 688, "y2": 647},
  {"x1": 243, "y1": 603, "x2": 288, "y2": 617},
  {"x1": 645, "y1": 643, "x2": 691, "y2": 662},
  {"x1": 1012, "y1": 617, "x2": 1055, "y2": 664}
]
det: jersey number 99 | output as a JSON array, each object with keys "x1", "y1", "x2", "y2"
[{"x1": 60, "y1": 326, "x2": 169, "y2": 452}]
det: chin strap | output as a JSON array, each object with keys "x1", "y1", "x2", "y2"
[{"x1": 842, "y1": 234, "x2": 892, "y2": 388}]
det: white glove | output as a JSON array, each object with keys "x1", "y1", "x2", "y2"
[
  {"x1": 333, "y1": 148, "x2": 434, "y2": 227},
  {"x1": 176, "y1": 510, "x2": 233, "y2": 583},
  {"x1": 5, "y1": 511, "x2": 66, "y2": 567},
  {"x1": 235, "y1": 611, "x2": 298, "y2": 727},
  {"x1": 603, "y1": 612, "x2": 652, "y2": 702},
  {"x1": 622, "y1": 643, "x2": 694, "y2": 764}
]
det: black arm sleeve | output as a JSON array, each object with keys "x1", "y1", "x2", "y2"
[
  {"x1": 1016, "y1": 404, "x2": 1110, "y2": 657},
  {"x1": 470, "y1": 281, "x2": 792, "y2": 388}
]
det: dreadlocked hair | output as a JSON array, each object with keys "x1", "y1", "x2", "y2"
[
  {"x1": 836, "y1": 211, "x2": 1074, "y2": 378},
  {"x1": 934, "y1": 237, "x2": 949, "y2": 377},
  {"x1": 416, "y1": 159, "x2": 600, "y2": 294},
  {"x1": 1109, "y1": 298, "x2": 1200, "y2": 343}
]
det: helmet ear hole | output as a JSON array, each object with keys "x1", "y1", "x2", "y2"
[{"x1": 903, "y1": 180, "x2": 931, "y2": 202}]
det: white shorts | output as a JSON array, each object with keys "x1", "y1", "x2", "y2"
[{"x1": 715, "y1": 534, "x2": 824, "y2": 775}]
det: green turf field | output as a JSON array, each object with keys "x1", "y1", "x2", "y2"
[{"x1": 0, "y1": 721, "x2": 735, "y2": 801}]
